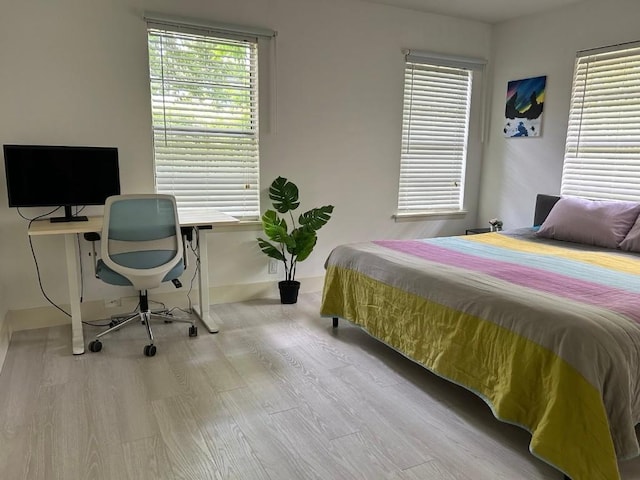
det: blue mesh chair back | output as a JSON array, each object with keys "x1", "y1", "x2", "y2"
[{"x1": 99, "y1": 194, "x2": 184, "y2": 291}]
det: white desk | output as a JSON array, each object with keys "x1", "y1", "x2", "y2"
[{"x1": 28, "y1": 209, "x2": 239, "y2": 354}]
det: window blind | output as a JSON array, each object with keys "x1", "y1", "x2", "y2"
[
  {"x1": 398, "y1": 61, "x2": 473, "y2": 214},
  {"x1": 147, "y1": 26, "x2": 260, "y2": 219},
  {"x1": 562, "y1": 42, "x2": 640, "y2": 201}
]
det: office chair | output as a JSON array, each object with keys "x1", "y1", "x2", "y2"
[{"x1": 88, "y1": 194, "x2": 197, "y2": 357}]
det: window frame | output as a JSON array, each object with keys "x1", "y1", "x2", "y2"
[
  {"x1": 562, "y1": 41, "x2": 640, "y2": 202},
  {"x1": 144, "y1": 15, "x2": 275, "y2": 220},
  {"x1": 395, "y1": 50, "x2": 485, "y2": 218}
]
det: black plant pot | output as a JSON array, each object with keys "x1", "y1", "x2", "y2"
[{"x1": 278, "y1": 280, "x2": 300, "y2": 304}]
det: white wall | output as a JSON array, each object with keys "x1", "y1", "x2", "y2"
[
  {"x1": 479, "y1": 0, "x2": 640, "y2": 229},
  {"x1": 0, "y1": 284, "x2": 9, "y2": 371},
  {"x1": 0, "y1": 0, "x2": 491, "y2": 318}
]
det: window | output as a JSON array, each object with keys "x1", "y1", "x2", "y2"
[
  {"x1": 562, "y1": 42, "x2": 640, "y2": 201},
  {"x1": 397, "y1": 51, "x2": 483, "y2": 216},
  {"x1": 146, "y1": 17, "x2": 273, "y2": 219}
]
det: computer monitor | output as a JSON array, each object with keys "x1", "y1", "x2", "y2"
[{"x1": 3, "y1": 144, "x2": 121, "y2": 222}]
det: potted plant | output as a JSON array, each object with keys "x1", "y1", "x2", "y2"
[{"x1": 257, "y1": 176, "x2": 334, "y2": 304}]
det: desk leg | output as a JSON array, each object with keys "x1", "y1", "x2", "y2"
[
  {"x1": 192, "y1": 227, "x2": 221, "y2": 333},
  {"x1": 64, "y1": 234, "x2": 85, "y2": 354}
]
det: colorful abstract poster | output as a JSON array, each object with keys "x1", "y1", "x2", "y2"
[{"x1": 503, "y1": 75, "x2": 546, "y2": 138}]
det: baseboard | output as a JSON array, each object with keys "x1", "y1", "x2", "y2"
[
  {"x1": 7, "y1": 276, "x2": 325, "y2": 333},
  {"x1": 210, "y1": 276, "x2": 324, "y2": 304},
  {"x1": 0, "y1": 310, "x2": 11, "y2": 373}
]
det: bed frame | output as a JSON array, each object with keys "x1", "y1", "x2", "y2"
[{"x1": 533, "y1": 193, "x2": 561, "y2": 226}]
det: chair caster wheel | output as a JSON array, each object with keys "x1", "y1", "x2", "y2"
[
  {"x1": 88, "y1": 340, "x2": 102, "y2": 352},
  {"x1": 143, "y1": 344, "x2": 156, "y2": 357},
  {"x1": 189, "y1": 325, "x2": 198, "y2": 337}
]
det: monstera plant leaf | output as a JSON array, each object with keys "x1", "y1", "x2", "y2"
[
  {"x1": 269, "y1": 176, "x2": 300, "y2": 214},
  {"x1": 290, "y1": 227, "x2": 317, "y2": 262},
  {"x1": 257, "y1": 238, "x2": 286, "y2": 261},
  {"x1": 299, "y1": 205, "x2": 334, "y2": 231},
  {"x1": 261, "y1": 210, "x2": 290, "y2": 244}
]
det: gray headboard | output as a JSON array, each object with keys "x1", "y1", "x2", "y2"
[{"x1": 534, "y1": 194, "x2": 560, "y2": 226}]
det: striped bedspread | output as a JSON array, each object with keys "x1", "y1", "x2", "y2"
[{"x1": 320, "y1": 229, "x2": 640, "y2": 480}]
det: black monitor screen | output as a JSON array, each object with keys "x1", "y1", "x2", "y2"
[{"x1": 4, "y1": 144, "x2": 121, "y2": 211}]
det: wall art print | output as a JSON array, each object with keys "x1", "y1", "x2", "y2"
[{"x1": 503, "y1": 75, "x2": 546, "y2": 138}]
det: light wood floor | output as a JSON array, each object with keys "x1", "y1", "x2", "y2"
[{"x1": 1, "y1": 293, "x2": 640, "y2": 480}]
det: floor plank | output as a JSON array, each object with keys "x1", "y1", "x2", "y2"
[{"x1": 121, "y1": 435, "x2": 177, "y2": 480}]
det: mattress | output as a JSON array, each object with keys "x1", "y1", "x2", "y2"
[{"x1": 320, "y1": 229, "x2": 640, "y2": 480}]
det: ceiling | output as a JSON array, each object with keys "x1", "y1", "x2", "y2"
[{"x1": 361, "y1": 0, "x2": 589, "y2": 24}]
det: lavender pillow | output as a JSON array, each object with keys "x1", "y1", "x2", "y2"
[
  {"x1": 536, "y1": 196, "x2": 640, "y2": 248},
  {"x1": 620, "y1": 216, "x2": 640, "y2": 252}
]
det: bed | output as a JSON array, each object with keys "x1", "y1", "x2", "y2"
[{"x1": 320, "y1": 194, "x2": 640, "y2": 480}]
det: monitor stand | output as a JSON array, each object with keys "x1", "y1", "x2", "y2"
[{"x1": 50, "y1": 206, "x2": 88, "y2": 223}]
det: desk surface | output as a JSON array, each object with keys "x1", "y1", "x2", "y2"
[
  {"x1": 178, "y1": 209, "x2": 240, "y2": 228},
  {"x1": 28, "y1": 209, "x2": 239, "y2": 236},
  {"x1": 28, "y1": 216, "x2": 104, "y2": 236}
]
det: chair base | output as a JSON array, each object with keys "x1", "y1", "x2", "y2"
[
  {"x1": 108, "y1": 307, "x2": 169, "y2": 328},
  {"x1": 89, "y1": 290, "x2": 197, "y2": 356}
]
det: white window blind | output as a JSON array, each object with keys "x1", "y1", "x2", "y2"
[
  {"x1": 397, "y1": 57, "x2": 474, "y2": 214},
  {"x1": 562, "y1": 42, "x2": 640, "y2": 201},
  {"x1": 147, "y1": 23, "x2": 261, "y2": 219}
]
